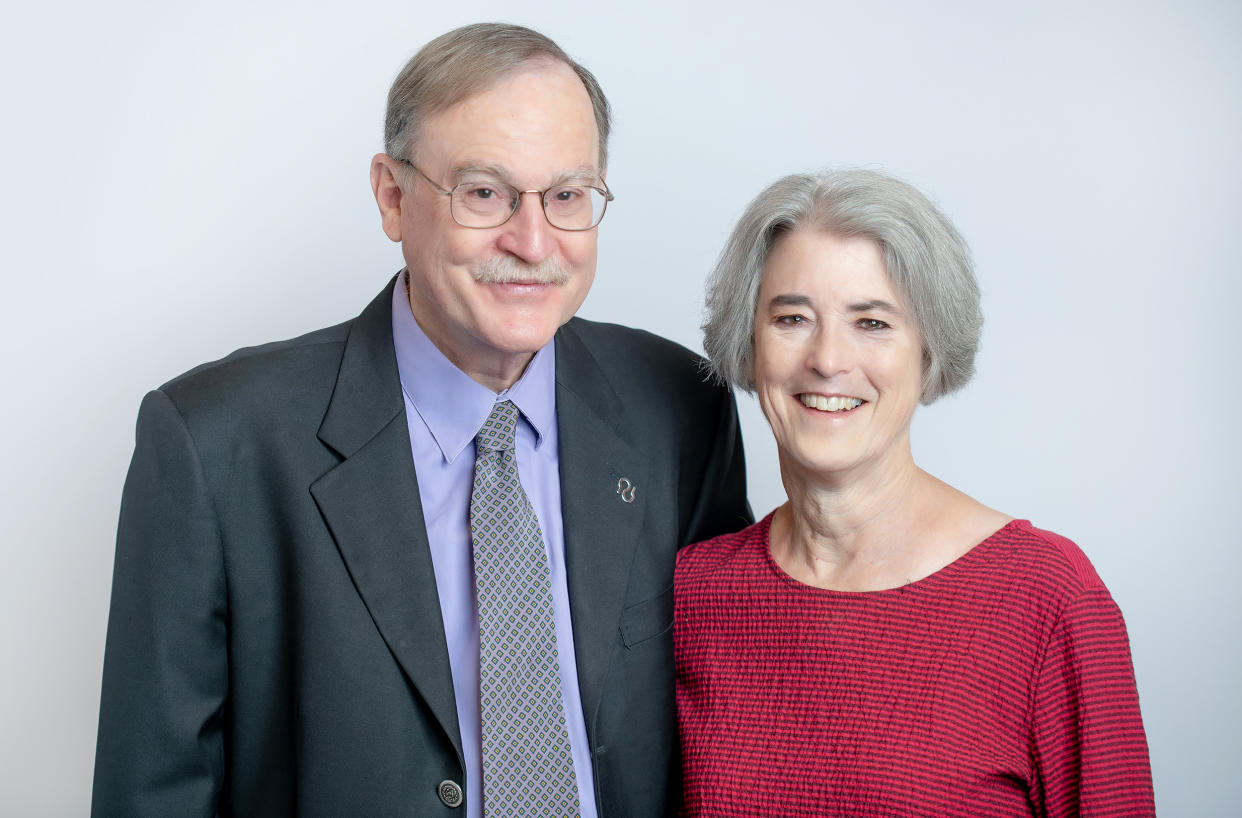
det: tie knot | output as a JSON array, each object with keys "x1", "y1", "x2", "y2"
[{"x1": 476, "y1": 400, "x2": 520, "y2": 453}]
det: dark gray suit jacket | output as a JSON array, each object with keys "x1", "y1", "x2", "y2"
[{"x1": 92, "y1": 278, "x2": 751, "y2": 816}]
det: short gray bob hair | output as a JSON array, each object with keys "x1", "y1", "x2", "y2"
[
  {"x1": 384, "y1": 23, "x2": 612, "y2": 169},
  {"x1": 703, "y1": 168, "x2": 982, "y2": 404}
]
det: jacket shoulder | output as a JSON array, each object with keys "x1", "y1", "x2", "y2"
[
  {"x1": 156, "y1": 320, "x2": 352, "y2": 418},
  {"x1": 559, "y1": 317, "x2": 719, "y2": 399}
]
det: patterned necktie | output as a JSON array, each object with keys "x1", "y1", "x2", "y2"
[{"x1": 470, "y1": 400, "x2": 580, "y2": 816}]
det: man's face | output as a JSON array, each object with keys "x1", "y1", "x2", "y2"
[{"x1": 374, "y1": 60, "x2": 602, "y2": 390}]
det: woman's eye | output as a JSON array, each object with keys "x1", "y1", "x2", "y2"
[
  {"x1": 857, "y1": 318, "x2": 889, "y2": 330},
  {"x1": 777, "y1": 315, "x2": 806, "y2": 325}
]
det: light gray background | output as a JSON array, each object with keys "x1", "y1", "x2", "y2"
[{"x1": 2, "y1": 1, "x2": 1238, "y2": 814}]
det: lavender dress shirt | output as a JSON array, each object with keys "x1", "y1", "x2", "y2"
[{"x1": 390, "y1": 276, "x2": 598, "y2": 817}]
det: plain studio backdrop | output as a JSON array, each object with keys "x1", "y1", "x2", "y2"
[{"x1": 2, "y1": 1, "x2": 1238, "y2": 814}]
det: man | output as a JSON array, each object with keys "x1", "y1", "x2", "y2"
[{"x1": 92, "y1": 23, "x2": 750, "y2": 817}]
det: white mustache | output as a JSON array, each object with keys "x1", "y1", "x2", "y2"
[{"x1": 473, "y1": 256, "x2": 570, "y2": 286}]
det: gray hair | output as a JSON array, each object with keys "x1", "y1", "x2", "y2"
[
  {"x1": 703, "y1": 168, "x2": 982, "y2": 404},
  {"x1": 384, "y1": 23, "x2": 612, "y2": 169}
]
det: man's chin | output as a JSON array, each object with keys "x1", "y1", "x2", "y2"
[{"x1": 481, "y1": 324, "x2": 561, "y2": 358}]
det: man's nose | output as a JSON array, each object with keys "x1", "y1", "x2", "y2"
[{"x1": 496, "y1": 191, "x2": 556, "y2": 264}]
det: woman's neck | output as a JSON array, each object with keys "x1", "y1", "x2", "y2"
[{"x1": 771, "y1": 448, "x2": 1005, "y2": 591}]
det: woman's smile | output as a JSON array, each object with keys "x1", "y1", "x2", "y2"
[{"x1": 797, "y1": 393, "x2": 866, "y2": 413}]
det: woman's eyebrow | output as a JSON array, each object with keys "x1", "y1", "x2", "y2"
[
  {"x1": 768, "y1": 293, "x2": 812, "y2": 308},
  {"x1": 847, "y1": 299, "x2": 900, "y2": 314}
]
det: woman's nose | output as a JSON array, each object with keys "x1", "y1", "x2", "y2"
[{"x1": 806, "y1": 323, "x2": 852, "y2": 378}]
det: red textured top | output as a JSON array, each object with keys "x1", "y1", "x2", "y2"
[{"x1": 675, "y1": 513, "x2": 1154, "y2": 817}]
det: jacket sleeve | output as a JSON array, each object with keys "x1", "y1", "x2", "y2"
[
  {"x1": 680, "y1": 381, "x2": 752, "y2": 546},
  {"x1": 92, "y1": 389, "x2": 227, "y2": 818},
  {"x1": 1029, "y1": 588, "x2": 1155, "y2": 817}
]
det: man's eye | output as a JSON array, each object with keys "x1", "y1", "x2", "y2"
[
  {"x1": 459, "y1": 180, "x2": 512, "y2": 200},
  {"x1": 545, "y1": 187, "x2": 586, "y2": 209}
]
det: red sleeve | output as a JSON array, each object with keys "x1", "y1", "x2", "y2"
[{"x1": 1028, "y1": 588, "x2": 1155, "y2": 816}]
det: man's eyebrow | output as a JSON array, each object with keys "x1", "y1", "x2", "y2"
[
  {"x1": 451, "y1": 163, "x2": 602, "y2": 188},
  {"x1": 552, "y1": 165, "x2": 604, "y2": 186},
  {"x1": 451, "y1": 163, "x2": 517, "y2": 185}
]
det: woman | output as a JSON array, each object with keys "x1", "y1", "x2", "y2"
[{"x1": 677, "y1": 169, "x2": 1154, "y2": 816}]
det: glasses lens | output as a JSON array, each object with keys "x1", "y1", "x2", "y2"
[
  {"x1": 543, "y1": 186, "x2": 608, "y2": 230},
  {"x1": 450, "y1": 182, "x2": 515, "y2": 228},
  {"x1": 448, "y1": 180, "x2": 609, "y2": 230}
]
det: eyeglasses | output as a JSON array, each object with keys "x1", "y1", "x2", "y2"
[{"x1": 399, "y1": 160, "x2": 614, "y2": 231}]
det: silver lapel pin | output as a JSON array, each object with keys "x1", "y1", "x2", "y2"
[{"x1": 616, "y1": 477, "x2": 637, "y2": 504}]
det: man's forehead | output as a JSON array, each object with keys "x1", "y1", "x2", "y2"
[{"x1": 413, "y1": 60, "x2": 602, "y2": 173}]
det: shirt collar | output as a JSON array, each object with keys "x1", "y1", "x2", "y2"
[{"x1": 390, "y1": 271, "x2": 557, "y2": 464}]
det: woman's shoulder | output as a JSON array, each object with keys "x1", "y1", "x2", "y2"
[
  {"x1": 677, "y1": 512, "x2": 774, "y2": 578},
  {"x1": 978, "y1": 519, "x2": 1110, "y2": 598}
]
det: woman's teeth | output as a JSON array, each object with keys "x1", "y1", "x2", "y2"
[{"x1": 799, "y1": 394, "x2": 863, "y2": 412}]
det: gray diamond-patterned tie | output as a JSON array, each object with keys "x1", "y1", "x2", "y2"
[{"x1": 470, "y1": 400, "x2": 580, "y2": 816}]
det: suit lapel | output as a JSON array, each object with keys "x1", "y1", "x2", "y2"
[
  {"x1": 310, "y1": 278, "x2": 462, "y2": 761},
  {"x1": 554, "y1": 322, "x2": 649, "y2": 726}
]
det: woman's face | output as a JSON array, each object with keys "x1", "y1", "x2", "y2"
[{"x1": 752, "y1": 229, "x2": 924, "y2": 481}]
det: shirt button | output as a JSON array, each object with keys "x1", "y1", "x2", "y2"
[{"x1": 437, "y1": 779, "x2": 463, "y2": 808}]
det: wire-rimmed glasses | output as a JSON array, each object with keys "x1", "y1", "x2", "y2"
[{"x1": 400, "y1": 160, "x2": 613, "y2": 231}]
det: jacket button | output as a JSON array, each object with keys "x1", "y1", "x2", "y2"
[{"x1": 437, "y1": 780, "x2": 463, "y2": 808}]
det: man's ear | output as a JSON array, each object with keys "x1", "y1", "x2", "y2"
[{"x1": 370, "y1": 154, "x2": 405, "y2": 242}]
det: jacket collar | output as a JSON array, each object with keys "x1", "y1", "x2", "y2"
[
  {"x1": 311, "y1": 281, "x2": 651, "y2": 759},
  {"x1": 311, "y1": 275, "x2": 464, "y2": 765}
]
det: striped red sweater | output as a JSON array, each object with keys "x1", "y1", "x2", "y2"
[{"x1": 675, "y1": 513, "x2": 1154, "y2": 817}]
